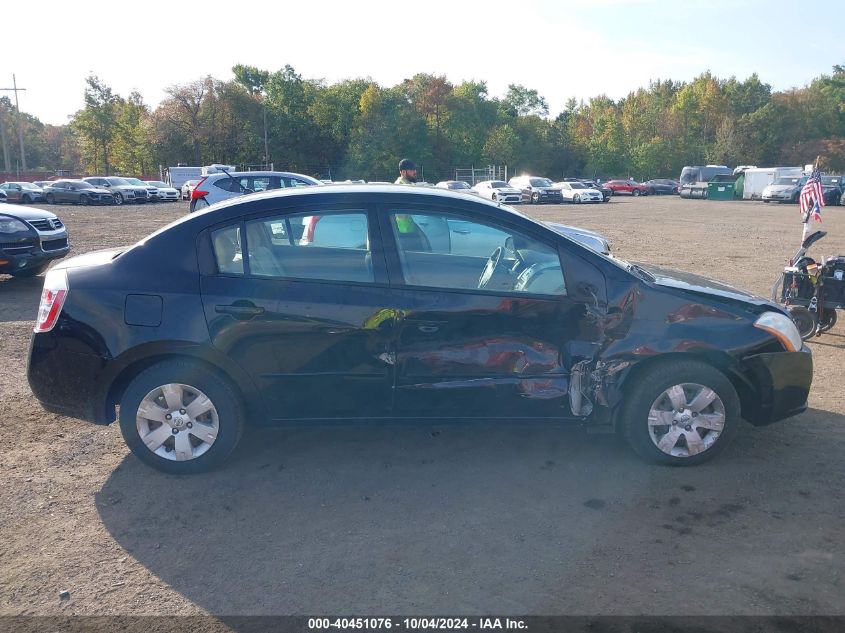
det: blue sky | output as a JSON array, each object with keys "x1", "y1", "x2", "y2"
[{"x1": 6, "y1": 0, "x2": 844, "y2": 125}]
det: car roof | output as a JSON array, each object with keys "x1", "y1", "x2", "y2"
[{"x1": 202, "y1": 170, "x2": 316, "y2": 180}]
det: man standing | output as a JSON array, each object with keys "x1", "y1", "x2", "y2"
[{"x1": 395, "y1": 158, "x2": 418, "y2": 185}]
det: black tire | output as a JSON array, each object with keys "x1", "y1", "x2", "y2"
[
  {"x1": 632, "y1": 189, "x2": 641, "y2": 197},
  {"x1": 619, "y1": 359, "x2": 741, "y2": 466},
  {"x1": 787, "y1": 305, "x2": 817, "y2": 340},
  {"x1": 22, "y1": 194, "x2": 32, "y2": 204},
  {"x1": 78, "y1": 193, "x2": 89, "y2": 206},
  {"x1": 763, "y1": 199, "x2": 770, "y2": 203},
  {"x1": 818, "y1": 309, "x2": 838, "y2": 333},
  {"x1": 46, "y1": 193, "x2": 55, "y2": 204},
  {"x1": 531, "y1": 192, "x2": 540, "y2": 204},
  {"x1": 118, "y1": 359, "x2": 245, "y2": 474},
  {"x1": 491, "y1": 193, "x2": 498, "y2": 202},
  {"x1": 113, "y1": 192, "x2": 124, "y2": 206},
  {"x1": 10, "y1": 262, "x2": 50, "y2": 277},
  {"x1": 771, "y1": 274, "x2": 784, "y2": 303},
  {"x1": 573, "y1": 194, "x2": 581, "y2": 204}
]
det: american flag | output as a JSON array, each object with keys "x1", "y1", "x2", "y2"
[{"x1": 799, "y1": 166, "x2": 825, "y2": 222}]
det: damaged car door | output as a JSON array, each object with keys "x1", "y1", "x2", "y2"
[{"x1": 379, "y1": 206, "x2": 606, "y2": 419}]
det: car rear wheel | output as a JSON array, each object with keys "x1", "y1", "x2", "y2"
[
  {"x1": 22, "y1": 194, "x2": 32, "y2": 204},
  {"x1": 573, "y1": 194, "x2": 581, "y2": 204},
  {"x1": 119, "y1": 359, "x2": 244, "y2": 474},
  {"x1": 620, "y1": 359, "x2": 740, "y2": 466},
  {"x1": 632, "y1": 189, "x2": 641, "y2": 197},
  {"x1": 46, "y1": 194, "x2": 55, "y2": 204},
  {"x1": 113, "y1": 193, "x2": 124, "y2": 206}
]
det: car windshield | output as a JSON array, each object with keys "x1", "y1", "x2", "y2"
[
  {"x1": 449, "y1": 182, "x2": 470, "y2": 189},
  {"x1": 529, "y1": 178, "x2": 553, "y2": 187},
  {"x1": 569, "y1": 182, "x2": 586, "y2": 189},
  {"x1": 124, "y1": 178, "x2": 144, "y2": 185},
  {"x1": 67, "y1": 180, "x2": 89, "y2": 187},
  {"x1": 491, "y1": 181, "x2": 509, "y2": 188},
  {"x1": 20, "y1": 183, "x2": 40, "y2": 190},
  {"x1": 774, "y1": 178, "x2": 801, "y2": 185},
  {"x1": 108, "y1": 178, "x2": 131, "y2": 186},
  {"x1": 822, "y1": 176, "x2": 841, "y2": 186},
  {"x1": 147, "y1": 181, "x2": 168, "y2": 187}
]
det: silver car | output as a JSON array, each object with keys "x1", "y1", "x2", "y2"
[{"x1": 189, "y1": 171, "x2": 319, "y2": 212}]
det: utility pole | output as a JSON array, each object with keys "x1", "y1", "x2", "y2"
[
  {"x1": 0, "y1": 109, "x2": 10, "y2": 173},
  {"x1": 0, "y1": 75, "x2": 27, "y2": 171},
  {"x1": 263, "y1": 102, "x2": 269, "y2": 169}
]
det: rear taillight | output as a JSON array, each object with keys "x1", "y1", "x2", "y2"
[
  {"x1": 191, "y1": 177, "x2": 208, "y2": 200},
  {"x1": 302, "y1": 215, "x2": 322, "y2": 243},
  {"x1": 34, "y1": 269, "x2": 68, "y2": 333}
]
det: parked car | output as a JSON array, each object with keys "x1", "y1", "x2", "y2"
[
  {"x1": 42, "y1": 180, "x2": 115, "y2": 205},
  {"x1": 27, "y1": 184, "x2": 812, "y2": 473},
  {"x1": 762, "y1": 176, "x2": 807, "y2": 203},
  {"x1": 604, "y1": 179, "x2": 650, "y2": 196},
  {"x1": 189, "y1": 171, "x2": 320, "y2": 212},
  {"x1": 821, "y1": 175, "x2": 844, "y2": 206},
  {"x1": 298, "y1": 206, "x2": 611, "y2": 254},
  {"x1": 644, "y1": 179, "x2": 680, "y2": 195},
  {"x1": 82, "y1": 177, "x2": 145, "y2": 205},
  {"x1": 435, "y1": 180, "x2": 478, "y2": 195},
  {"x1": 581, "y1": 180, "x2": 612, "y2": 202},
  {"x1": 145, "y1": 180, "x2": 180, "y2": 202},
  {"x1": 123, "y1": 177, "x2": 160, "y2": 202},
  {"x1": 507, "y1": 176, "x2": 563, "y2": 204},
  {"x1": 472, "y1": 180, "x2": 523, "y2": 204},
  {"x1": 0, "y1": 203, "x2": 69, "y2": 277},
  {"x1": 181, "y1": 179, "x2": 200, "y2": 200},
  {"x1": 553, "y1": 181, "x2": 604, "y2": 203},
  {"x1": 0, "y1": 181, "x2": 46, "y2": 204},
  {"x1": 0, "y1": 190, "x2": 6, "y2": 202}
]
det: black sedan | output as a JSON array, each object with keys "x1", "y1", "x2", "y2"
[
  {"x1": 0, "y1": 204, "x2": 70, "y2": 277},
  {"x1": 27, "y1": 185, "x2": 812, "y2": 473},
  {"x1": 645, "y1": 179, "x2": 680, "y2": 195},
  {"x1": 42, "y1": 180, "x2": 114, "y2": 205}
]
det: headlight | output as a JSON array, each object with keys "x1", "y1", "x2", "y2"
[
  {"x1": 754, "y1": 311, "x2": 802, "y2": 352},
  {"x1": 0, "y1": 216, "x2": 31, "y2": 232}
]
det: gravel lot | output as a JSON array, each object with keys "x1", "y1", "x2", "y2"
[{"x1": 1, "y1": 196, "x2": 844, "y2": 617}]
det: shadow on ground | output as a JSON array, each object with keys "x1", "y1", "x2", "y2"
[
  {"x1": 96, "y1": 410, "x2": 845, "y2": 616},
  {"x1": 0, "y1": 275, "x2": 43, "y2": 323}
]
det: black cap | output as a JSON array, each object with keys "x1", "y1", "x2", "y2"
[{"x1": 399, "y1": 158, "x2": 417, "y2": 171}]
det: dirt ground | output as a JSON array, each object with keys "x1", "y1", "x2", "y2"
[{"x1": 1, "y1": 195, "x2": 843, "y2": 619}]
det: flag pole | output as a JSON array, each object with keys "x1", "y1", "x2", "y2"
[{"x1": 800, "y1": 155, "x2": 820, "y2": 244}]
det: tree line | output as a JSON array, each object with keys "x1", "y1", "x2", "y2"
[{"x1": 2, "y1": 63, "x2": 845, "y2": 182}]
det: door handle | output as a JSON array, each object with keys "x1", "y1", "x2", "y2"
[
  {"x1": 417, "y1": 325, "x2": 440, "y2": 333},
  {"x1": 452, "y1": 229, "x2": 471, "y2": 235},
  {"x1": 215, "y1": 303, "x2": 265, "y2": 318}
]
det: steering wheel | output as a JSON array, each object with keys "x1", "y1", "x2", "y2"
[{"x1": 478, "y1": 246, "x2": 508, "y2": 289}]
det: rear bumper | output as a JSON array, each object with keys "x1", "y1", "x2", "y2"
[
  {"x1": 28, "y1": 333, "x2": 110, "y2": 424},
  {"x1": 740, "y1": 346, "x2": 813, "y2": 426}
]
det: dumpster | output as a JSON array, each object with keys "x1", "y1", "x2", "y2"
[{"x1": 707, "y1": 179, "x2": 735, "y2": 201}]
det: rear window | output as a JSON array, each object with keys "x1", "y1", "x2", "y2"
[{"x1": 211, "y1": 225, "x2": 244, "y2": 275}]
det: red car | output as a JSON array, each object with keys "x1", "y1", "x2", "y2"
[{"x1": 603, "y1": 179, "x2": 650, "y2": 196}]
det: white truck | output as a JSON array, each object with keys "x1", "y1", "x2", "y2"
[
  {"x1": 162, "y1": 166, "x2": 203, "y2": 191},
  {"x1": 742, "y1": 166, "x2": 804, "y2": 200}
]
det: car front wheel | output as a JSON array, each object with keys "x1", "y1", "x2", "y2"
[
  {"x1": 632, "y1": 189, "x2": 641, "y2": 197},
  {"x1": 113, "y1": 193, "x2": 124, "y2": 205},
  {"x1": 119, "y1": 359, "x2": 244, "y2": 474},
  {"x1": 620, "y1": 359, "x2": 740, "y2": 465}
]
